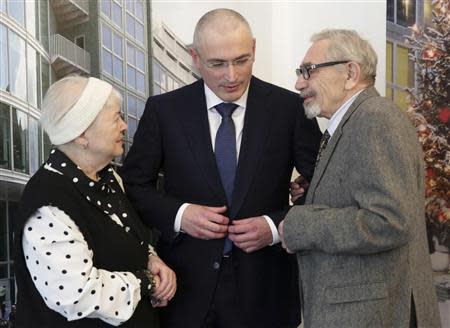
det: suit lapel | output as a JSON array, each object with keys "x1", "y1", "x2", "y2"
[
  {"x1": 230, "y1": 77, "x2": 273, "y2": 218},
  {"x1": 306, "y1": 87, "x2": 379, "y2": 203},
  {"x1": 178, "y1": 80, "x2": 227, "y2": 203}
]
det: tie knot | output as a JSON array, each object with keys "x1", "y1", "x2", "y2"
[{"x1": 215, "y1": 103, "x2": 238, "y2": 118}]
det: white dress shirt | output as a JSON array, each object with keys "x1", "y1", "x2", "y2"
[
  {"x1": 327, "y1": 89, "x2": 364, "y2": 137},
  {"x1": 174, "y1": 83, "x2": 280, "y2": 245}
]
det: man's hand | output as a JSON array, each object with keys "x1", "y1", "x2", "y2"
[
  {"x1": 290, "y1": 175, "x2": 310, "y2": 203},
  {"x1": 278, "y1": 220, "x2": 294, "y2": 254},
  {"x1": 228, "y1": 216, "x2": 273, "y2": 253},
  {"x1": 181, "y1": 204, "x2": 230, "y2": 240},
  {"x1": 148, "y1": 255, "x2": 176, "y2": 306}
]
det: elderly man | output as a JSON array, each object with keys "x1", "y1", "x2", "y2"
[
  {"x1": 122, "y1": 8, "x2": 321, "y2": 328},
  {"x1": 279, "y1": 29, "x2": 440, "y2": 327}
]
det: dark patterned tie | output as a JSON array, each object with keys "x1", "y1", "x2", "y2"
[
  {"x1": 315, "y1": 130, "x2": 330, "y2": 167},
  {"x1": 215, "y1": 102, "x2": 238, "y2": 255}
]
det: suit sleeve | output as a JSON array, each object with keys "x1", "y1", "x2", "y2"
[
  {"x1": 121, "y1": 97, "x2": 183, "y2": 241},
  {"x1": 283, "y1": 106, "x2": 418, "y2": 255}
]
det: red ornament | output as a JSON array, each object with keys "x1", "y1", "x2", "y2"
[{"x1": 438, "y1": 107, "x2": 450, "y2": 123}]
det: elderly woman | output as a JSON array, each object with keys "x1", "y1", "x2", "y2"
[{"x1": 14, "y1": 75, "x2": 176, "y2": 327}]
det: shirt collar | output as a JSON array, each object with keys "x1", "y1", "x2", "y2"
[
  {"x1": 327, "y1": 89, "x2": 365, "y2": 137},
  {"x1": 204, "y1": 83, "x2": 249, "y2": 110}
]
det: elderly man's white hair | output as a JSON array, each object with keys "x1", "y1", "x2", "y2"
[
  {"x1": 311, "y1": 29, "x2": 378, "y2": 85},
  {"x1": 41, "y1": 75, "x2": 121, "y2": 145}
]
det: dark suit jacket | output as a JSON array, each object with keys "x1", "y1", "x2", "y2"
[{"x1": 121, "y1": 76, "x2": 322, "y2": 328}]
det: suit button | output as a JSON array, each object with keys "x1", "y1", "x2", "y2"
[{"x1": 213, "y1": 262, "x2": 220, "y2": 270}]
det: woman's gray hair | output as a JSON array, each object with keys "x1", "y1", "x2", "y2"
[
  {"x1": 40, "y1": 75, "x2": 121, "y2": 145},
  {"x1": 311, "y1": 29, "x2": 377, "y2": 85}
]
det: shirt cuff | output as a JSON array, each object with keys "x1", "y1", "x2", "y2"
[
  {"x1": 263, "y1": 215, "x2": 280, "y2": 245},
  {"x1": 174, "y1": 203, "x2": 190, "y2": 232}
]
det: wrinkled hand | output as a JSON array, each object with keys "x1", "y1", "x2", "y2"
[
  {"x1": 148, "y1": 255, "x2": 176, "y2": 307},
  {"x1": 181, "y1": 204, "x2": 229, "y2": 240},
  {"x1": 290, "y1": 175, "x2": 310, "y2": 203},
  {"x1": 228, "y1": 216, "x2": 272, "y2": 253},
  {"x1": 278, "y1": 220, "x2": 294, "y2": 254}
]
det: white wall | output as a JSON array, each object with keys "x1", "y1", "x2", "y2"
[{"x1": 151, "y1": 0, "x2": 386, "y2": 129}]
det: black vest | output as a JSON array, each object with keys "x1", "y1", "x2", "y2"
[{"x1": 14, "y1": 166, "x2": 158, "y2": 327}]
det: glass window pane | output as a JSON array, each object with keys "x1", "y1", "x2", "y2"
[
  {"x1": 8, "y1": 0, "x2": 25, "y2": 26},
  {"x1": 152, "y1": 61, "x2": 160, "y2": 84},
  {"x1": 135, "y1": 22, "x2": 144, "y2": 44},
  {"x1": 0, "y1": 24, "x2": 8, "y2": 92},
  {"x1": 12, "y1": 108, "x2": 28, "y2": 173},
  {"x1": 127, "y1": 43, "x2": 135, "y2": 65},
  {"x1": 101, "y1": 0, "x2": 111, "y2": 17},
  {"x1": 135, "y1": 1, "x2": 144, "y2": 21},
  {"x1": 27, "y1": 45, "x2": 38, "y2": 107},
  {"x1": 394, "y1": 89, "x2": 409, "y2": 111},
  {"x1": 26, "y1": 0, "x2": 37, "y2": 37},
  {"x1": 0, "y1": 103, "x2": 11, "y2": 170},
  {"x1": 29, "y1": 116, "x2": 40, "y2": 174},
  {"x1": 41, "y1": 58, "x2": 50, "y2": 103},
  {"x1": 397, "y1": 0, "x2": 416, "y2": 27},
  {"x1": 127, "y1": 116, "x2": 137, "y2": 138},
  {"x1": 0, "y1": 1, "x2": 5, "y2": 12},
  {"x1": 127, "y1": 65, "x2": 136, "y2": 88},
  {"x1": 9, "y1": 30, "x2": 27, "y2": 101},
  {"x1": 126, "y1": 14, "x2": 134, "y2": 37},
  {"x1": 0, "y1": 200, "x2": 6, "y2": 262},
  {"x1": 127, "y1": 94, "x2": 136, "y2": 117},
  {"x1": 102, "y1": 24, "x2": 112, "y2": 50},
  {"x1": 160, "y1": 69, "x2": 166, "y2": 87},
  {"x1": 387, "y1": 0, "x2": 394, "y2": 22},
  {"x1": 386, "y1": 42, "x2": 393, "y2": 83},
  {"x1": 39, "y1": 0, "x2": 48, "y2": 48},
  {"x1": 125, "y1": 0, "x2": 133, "y2": 12},
  {"x1": 153, "y1": 83, "x2": 161, "y2": 95},
  {"x1": 136, "y1": 48, "x2": 145, "y2": 71},
  {"x1": 113, "y1": 32, "x2": 122, "y2": 57},
  {"x1": 136, "y1": 98, "x2": 145, "y2": 118},
  {"x1": 112, "y1": 1, "x2": 122, "y2": 26},
  {"x1": 113, "y1": 56, "x2": 123, "y2": 81},
  {"x1": 136, "y1": 71, "x2": 145, "y2": 93},
  {"x1": 396, "y1": 45, "x2": 410, "y2": 87},
  {"x1": 102, "y1": 48, "x2": 113, "y2": 75}
]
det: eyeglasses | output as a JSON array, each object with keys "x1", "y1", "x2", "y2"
[
  {"x1": 295, "y1": 60, "x2": 350, "y2": 80},
  {"x1": 200, "y1": 55, "x2": 253, "y2": 71}
]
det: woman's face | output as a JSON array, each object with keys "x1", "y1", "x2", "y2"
[{"x1": 83, "y1": 94, "x2": 127, "y2": 161}]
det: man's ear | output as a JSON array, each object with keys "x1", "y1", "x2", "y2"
[
  {"x1": 344, "y1": 62, "x2": 361, "y2": 90},
  {"x1": 190, "y1": 48, "x2": 201, "y2": 70}
]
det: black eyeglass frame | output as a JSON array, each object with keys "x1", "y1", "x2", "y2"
[{"x1": 295, "y1": 60, "x2": 350, "y2": 80}]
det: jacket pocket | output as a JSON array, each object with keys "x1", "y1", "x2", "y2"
[{"x1": 325, "y1": 281, "x2": 388, "y2": 304}]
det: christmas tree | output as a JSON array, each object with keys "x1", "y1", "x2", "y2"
[{"x1": 406, "y1": 0, "x2": 449, "y2": 249}]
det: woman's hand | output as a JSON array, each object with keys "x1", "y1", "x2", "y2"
[{"x1": 147, "y1": 255, "x2": 176, "y2": 307}]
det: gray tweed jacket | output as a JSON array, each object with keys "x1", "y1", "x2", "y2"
[{"x1": 284, "y1": 87, "x2": 440, "y2": 328}]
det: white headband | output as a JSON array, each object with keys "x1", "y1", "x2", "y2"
[{"x1": 48, "y1": 77, "x2": 113, "y2": 145}]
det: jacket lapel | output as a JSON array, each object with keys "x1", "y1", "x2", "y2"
[
  {"x1": 178, "y1": 80, "x2": 227, "y2": 203},
  {"x1": 230, "y1": 77, "x2": 273, "y2": 218},
  {"x1": 306, "y1": 87, "x2": 379, "y2": 203}
]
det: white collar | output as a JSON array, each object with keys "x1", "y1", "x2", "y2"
[
  {"x1": 327, "y1": 89, "x2": 364, "y2": 137},
  {"x1": 204, "y1": 83, "x2": 249, "y2": 110}
]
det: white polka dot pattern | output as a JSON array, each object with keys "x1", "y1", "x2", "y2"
[{"x1": 22, "y1": 206, "x2": 142, "y2": 325}]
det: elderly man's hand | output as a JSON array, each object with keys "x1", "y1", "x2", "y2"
[
  {"x1": 290, "y1": 175, "x2": 310, "y2": 203},
  {"x1": 181, "y1": 204, "x2": 230, "y2": 240},
  {"x1": 148, "y1": 255, "x2": 176, "y2": 306},
  {"x1": 278, "y1": 220, "x2": 294, "y2": 254},
  {"x1": 228, "y1": 216, "x2": 273, "y2": 253}
]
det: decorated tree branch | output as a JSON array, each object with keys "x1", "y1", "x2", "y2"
[{"x1": 406, "y1": 0, "x2": 449, "y2": 249}]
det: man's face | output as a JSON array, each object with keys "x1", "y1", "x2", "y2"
[
  {"x1": 295, "y1": 40, "x2": 348, "y2": 119},
  {"x1": 191, "y1": 26, "x2": 255, "y2": 102}
]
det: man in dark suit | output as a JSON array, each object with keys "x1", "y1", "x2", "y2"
[
  {"x1": 280, "y1": 29, "x2": 440, "y2": 327},
  {"x1": 122, "y1": 8, "x2": 321, "y2": 328}
]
